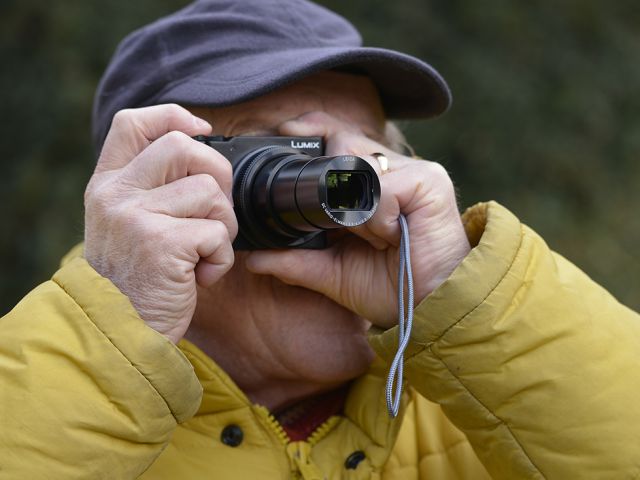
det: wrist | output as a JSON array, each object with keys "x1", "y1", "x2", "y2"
[
  {"x1": 413, "y1": 217, "x2": 472, "y2": 303},
  {"x1": 425, "y1": 239, "x2": 471, "y2": 298}
]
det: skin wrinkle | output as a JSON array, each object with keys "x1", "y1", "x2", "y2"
[{"x1": 252, "y1": 278, "x2": 303, "y2": 378}]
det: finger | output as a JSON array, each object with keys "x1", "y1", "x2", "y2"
[
  {"x1": 355, "y1": 171, "x2": 405, "y2": 247},
  {"x1": 171, "y1": 217, "x2": 235, "y2": 288},
  {"x1": 120, "y1": 131, "x2": 233, "y2": 197},
  {"x1": 143, "y1": 174, "x2": 238, "y2": 239},
  {"x1": 359, "y1": 160, "x2": 457, "y2": 247},
  {"x1": 97, "y1": 104, "x2": 212, "y2": 172},
  {"x1": 245, "y1": 248, "x2": 338, "y2": 297},
  {"x1": 280, "y1": 112, "x2": 398, "y2": 198},
  {"x1": 346, "y1": 223, "x2": 391, "y2": 250},
  {"x1": 279, "y1": 111, "x2": 361, "y2": 137},
  {"x1": 281, "y1": 111, "x2": 417, "y2": 249},
  {"x1": 193, "y1": 219, "x2": 235, "y2": 287}
]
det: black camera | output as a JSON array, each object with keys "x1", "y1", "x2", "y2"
[{"x1": 194, "y1": 135, "x2": 381, "y2": 249}]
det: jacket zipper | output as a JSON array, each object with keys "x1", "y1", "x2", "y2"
[
  {"x1": 255, "y1": 406, "x2": 341, "y2": 479},
  {"x1": 255, "y1": 405, "x2": 291, "y2": 446},
  {"x1": 307, "y1": 415, "x2": 340, "y2": 446},
  {"x1": 255, "y1": 405, "x2": 340, "y2": 447}
]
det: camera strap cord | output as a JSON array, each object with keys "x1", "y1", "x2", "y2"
[{"x1": 385, "y1": 214, "x2": 414, "y2": 418}]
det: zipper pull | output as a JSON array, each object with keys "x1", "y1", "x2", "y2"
[{"x1": 287, "y1": 442, "x2": 325, "y2": 480}]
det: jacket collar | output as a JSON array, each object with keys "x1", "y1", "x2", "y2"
[{"x1": 178, "y1": 338, "x2": 408, "y2": 447}]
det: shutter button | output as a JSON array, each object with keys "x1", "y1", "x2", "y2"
[
  {"x1": 345, "y1": 450, "x2": 366, "y2": 470},
  {"x1": 221, "y1": 424, "x2": 244, "y2": 447}
]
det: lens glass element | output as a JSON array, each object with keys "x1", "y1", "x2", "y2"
[{"x1": 326, "y1": 171, "x2": 371, "y2": 210}]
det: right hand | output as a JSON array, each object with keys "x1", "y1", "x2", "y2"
[{"x1": 84, "y1": 104, "x2": 238, "y2": 343}]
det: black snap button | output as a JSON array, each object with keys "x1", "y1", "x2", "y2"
[
  {"x1": 345, "y1": 450, "x2": 366, "y2": 470},
  {"x1": 220, "y1": 424, "x2": 243, "y2": 447}
]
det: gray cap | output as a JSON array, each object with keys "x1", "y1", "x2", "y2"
[{"x1": 92, "y1": 0, "x2": 451, "y2": 151}]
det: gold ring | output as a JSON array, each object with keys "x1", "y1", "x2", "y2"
[{"x1": 371, "y1": 152, "x2": 389, "y2": 174}]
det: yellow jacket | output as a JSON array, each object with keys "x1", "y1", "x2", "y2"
[{"x1": 1, "y1": 202, "x2": 638, "y2": 479}]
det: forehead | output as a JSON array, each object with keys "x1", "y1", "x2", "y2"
[{"x1": 190, "y1": 71, "x2": 386, "y2": 137}]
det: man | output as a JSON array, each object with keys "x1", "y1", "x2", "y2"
[{"x1": 1, "y1": 1, "x2": 639, "y2": 479}]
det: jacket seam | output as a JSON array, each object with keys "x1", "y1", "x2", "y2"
[
  {"x1": 422, "y1": 225, "x2": 546, "y2": 478},
  {"x1": 404, "y1": 223, "x2": 525, "y2": 360},
  {"x1": 418, "y1": 438, "x2": 471, "y2": 458},
  {"x1": 51, "y1": 277, "x2": 179, "y2": 422},
  {"x1": 431, "y1": 225, "x2": 524, "y2": 346},
  {"x1": 432, "y1": 348, "x2": 546, "y2": 479}
]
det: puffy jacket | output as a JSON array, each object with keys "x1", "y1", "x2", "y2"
[{"x1": 1, "y1": 202, "x2": 639, "y2": 479}]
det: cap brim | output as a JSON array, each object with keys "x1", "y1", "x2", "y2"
[{"x1": 153, "y1": 46, "x2": 451, "y2": 119}]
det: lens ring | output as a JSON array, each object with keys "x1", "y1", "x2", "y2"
[
  {"x1": 296, "y1": 155, "x2": 380, "y2": 228},
  {"x1": 234, "y1": 146, "x2": 324, "y2": 248}
]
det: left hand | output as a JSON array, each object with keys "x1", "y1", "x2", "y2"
[{"x1": 245, "y1": 111, "x2": 470, "y2": 328}]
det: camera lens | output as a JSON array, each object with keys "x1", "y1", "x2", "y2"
[
  {"x1": 326, "y1": 171, "x2": 372, "y2": 210},
  {"x1": 234, "y1": 146, "x2": 380, "y2": 248}
]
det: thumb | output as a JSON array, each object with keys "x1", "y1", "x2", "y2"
[
  {"x1": 97, "y1": 104, "x2": 212, "y2": 172},
  {"x1": 245, "y1": 249, "x2": 340, "y2": 298}
]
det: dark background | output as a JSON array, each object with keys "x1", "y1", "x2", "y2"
[{"x1": 1, "y1": 0, "x2": 638, "y2": 314}]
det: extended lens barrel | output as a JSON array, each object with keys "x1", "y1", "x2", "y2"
[
  {"x1": 235, "y1": 146, "x2": 380, "y2": 248},
  {"x1": 265, "y1": 154, "x2": 378, "y2": 230}
]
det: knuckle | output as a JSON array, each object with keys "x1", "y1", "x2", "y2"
[
  {"x1": 89, "y1": 190, "x2": 110, "y2": 214},
  {"x1": 227, "y1": 214, "x2": 239, "y2": 240},
  {"x1": 420, "y1": 161, "x2": 457, "y2": 208},
  {"x1": 163, "y1": 103, "x2": 188, "y2": 122},
  {"x1": 211, "y1": 219, "x2": 230, "y2": 240},
  {"x1": 431, "y1": 163, "x2": 455, "y2": 192},
  {"x1": 212, "y1": 220, "x2": 230, "y2": 238},
  {"x1": 332, "y1": 131, "x2": 362, "y2": 155},
  {"x1": 193, "y1": 174, "x2": 219, "y2": 199},
  {"x1": 85, "y1": 179, "x2": 112, "y2": 213},
  {"x1": 84, "y1": 177, "x2": 98, "y2": 205},
  {"x1": 85, "y1": 174, "x2": 137, "y2": 213},
  {"x1": 333, "y1": 130, "x2": 353, "y2": 145},
  {"x1": 161, "y1": 130, "x2": 191, "y2": 150},
  {"x1": 212, "y1": 157, "x2": 234, "y2": 193},
  {"x1": 426, "y1": 161, "x2": 450, "y2": 180},
  {"x1": 197, "y1": 172, "x2": 218, "y2": 191},
  {"x1": 221, "y1": 245, "x2": 235, "y2": 269},
  {"x1": 300, "y1": 110, "x2": 332, "y2": 125},
  {"x1": 215, "y1": 218, "x2": 238, "y2": 245},
  {"x1": 112, "y1": 108, "x2": 136, "y2": 128},
  {"x1": 111, "y1": 201, "x2": 140, "y2": 228},
  {"x1": 219, "y1": 155, "x2": 233, "y2": 179},
  {"x1": 200, "y1": 221, "x2": 232, "y2": 254}
]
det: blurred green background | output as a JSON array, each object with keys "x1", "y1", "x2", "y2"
[{"x1": 1, "y1": 0, "x2": 638, "y2": 314}]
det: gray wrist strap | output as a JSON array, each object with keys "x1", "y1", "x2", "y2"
[{"x1": 385, "y1": 214, "x2": 414, "y2": 418}]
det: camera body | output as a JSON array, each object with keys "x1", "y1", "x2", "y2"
[{"x1": 194, "y1": 135, "x2": 380, "y2": 250}]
